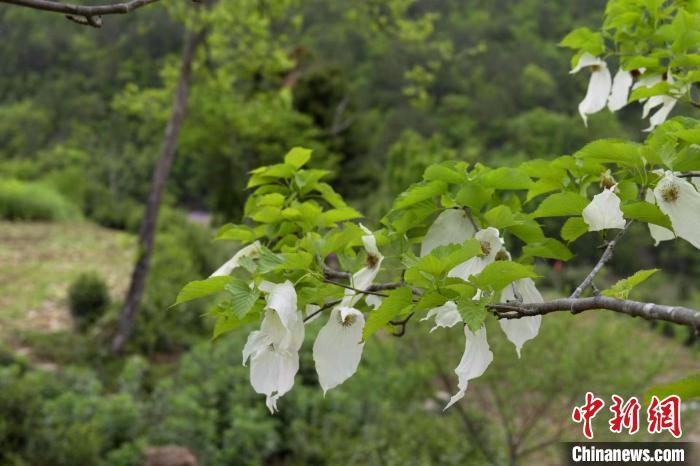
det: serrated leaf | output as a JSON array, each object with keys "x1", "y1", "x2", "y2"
[
  {"x1": 226, "y1": 279, "x2": 261, "y2": 319},
  {"x1": 523, "y1": 238, "x2": 574, "y2": 261},
  {"x1": 602, "y1": 269, "x2": 659, "y2": 299},
  {"x1": 394, "y1": 180, "x2": 448, "y2": 209},
  {"x1": 561, "y1": 217, "x2": 589, "y2": 242},
  {"x1": 174, "y1": 276, "x2": 231, "y2": 306},
  {"x1": 257, "y1": 193, "x2": 285, "y2": 207},
  {"x1": 531, "y1": 192, "x2": 589, "y2": 218},
  {"x1": 629, "y1": 81, "x2": 670, "y2": 102},
  {"x1": 574, "y1": 139, "x2": 643, "y2": 167},
  {"x1": 645, "y1": 374, "x2": 700, "y2": 404},
  {"x1": 455, "y1": 182, "x2": 493, "y2": 210},
  {"x1": 215, "y1": 224, "x2": 256, "y2": 242},
  {"x1": 320, "y1": 206, "x2": 363, "y2": 225},
  {"x1": 472, "y1": 262, "x2": 538, "y2": 293},
  {"x1": 508, "y1": 218, "x2": 546, "y2": 244},
  {"x1": 456, "y1": 295, "x2": 488, "y2": 332},
  {"x1": 212, "y1": 312, "x2": 259, "y2": 340},
  {"x1": 405, "y1": 239, "x2": 482, "y2": 288},
  {"x1": 621, "y1": 202, "x2": 673, "y2": 229},
  {"x1": 482, "y1": 167, "x2": 532, "y2": 190},
  {"x1": 484, "y1": 205, "x2": 522, "y2": 229},
  {"x1": 363, "y1": 288, "x2": 413, "y2": 340},
  {"x1": 284, "y1": 147, "x2": 312, "y2": 168},
  {"x1": 423, "y1": 162, "x2": 468, "y2": 184}
]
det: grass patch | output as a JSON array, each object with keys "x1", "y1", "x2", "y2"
[{"x1": 0, "y1": 178, "x2": 81, "y2": 221}]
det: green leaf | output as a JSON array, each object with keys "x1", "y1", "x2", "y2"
[
  {"x1": 629, "y1": 81, "x2": 670, "y2": 102},
  {"x1": 621, "y1": 202, "x2": 673, "y2": 229},
  {"x1": 413, "y1": 291, "x2": 448, "y2": 313},
  {"x1": 483, "y1": 205, "x2": 522, "y2": 229},
  {"x1": 257, "y1": 193, "x2": 285, "y2": 207},
  {"x1": 226, "y1": 279, "x2": 261, "y2": 319},
  {"x1": 405, "y1": 240, "x2": 482, "y2": 288},
  {"x1": 531, "y1": 192, "x2": 589, "y2": 218},
  {"x1": 523, "y1": 238, "x2": 574, "y2": 261},
  {"x1": 455, "y1": 182, "x2": 493, "y2": 211},
  {"x1": 215, "y1": 224, "x2": 256, "y2": 242},
  {"x1": 574, "y1": 139, "x2": 644, "y2": 167},
  {"x1": 602, "y1": 269, "x2": 659, "y2": 299},
  {"x1": 363, "y1": 288, "x2": 413, "y2": 340},
  {"x1": 174, "y1": 276, "x2": 231, "y2": 306},
  {"x1": 284, "y1": 147, "x2": 312, "y2": 168},
  {"x1": 394, "y1": 180, "x2": 447, "y2": 209},
  {"x1": 482, "y1": 167, "x2": 532, "y2": 190},
  {"x1": 423, "y1": 162, "x2": 468, "y2": 184},
  {"x1": 561, "y1": 217, "x2": 589, "y2": 242},
  {"x1": 508, "y1": 218, "x2": 546, "y2": 244},
  {"x1": 472, "y1": 262, "x2": 538, "y2": 293},
  {"x1": 320, "y1": 206, "x2": 363, "y2": 225},
  {"x1": 456, "y1": 295, "x2": 488, "y2": 332},
  {"x1": 212, "y1": 312, "x2": 259, "y2": 340},
  {"x1": 645, "y1": 374, "x2": 700, "y2": 404}
]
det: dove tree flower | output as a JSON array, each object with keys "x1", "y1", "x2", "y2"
[
  {"x1": 445, "y1": 326, "x2": 494, "y2": 410},
  {"x1": 570, "y1": 53, "x2": 612, "y2": 126},
  {"x1": 645, "y1": 189, "x2": 675, "y2": 246},
  {"x1": 653, "y1": 171, "x2": 700, "y2": 249},
  {"x1": 242, "y1": 281, "x2": 304, "y2": 413},
  {"x1": 313, "y1": 226, "x2": 383, "y2": 392},
  {"x1": 582, "y1": 188, "x2": 626, "y2": 231},
  {"x1": 499, "y1": 278, "x2": 543, "y2": 358},
  {"x1": 448, "y1": 227, "x2": 503, "y2": 280},
  {"x1": 607, "y1": 68, "x2": 633, "y2": 112},
  {"x1": 313, "y1": 307, "x2": 366, "y2": 393},
  {"x1": 420, "y1": 301, "x2": 462, "y2": 332},
  {"x1": 420, "y1": 208, "x2": 476, "y2": 257}
]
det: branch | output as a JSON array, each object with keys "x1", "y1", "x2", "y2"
[
  {"x1": 570, "y1": 221, "x2": 632, "y2": 298},
  {"x1": 323, "y1": 279, "x2": 395, "y2": 297},
  {"x1": 488, "y1": 296, "x2": 700, "y2": 331},
  {"x1": 678, "y1": 172, "x2": 700, "y2": 179},
  {"x1": 0, "y1": 0, "x2": 171, "y2": 27},
  {"x1": 303, "y1": 299, "x2": 341, "y2": 323}
]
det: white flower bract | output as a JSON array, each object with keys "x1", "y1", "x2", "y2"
[
  {"x1": 420, "y1": 209, "x2": 476, "y2": 257},
  {"x1": 242, "y1": 281, "x2": 304, "y2": 413},
  {"x1": 448, "y1": 227, "x2": 503, "y2": 280},
  {"x1": 582, "y1": 188, "x2": 626, "y2": 231},
  {"x1": 498, "y1": 278, "x2": 543, "y2": 358},
  {"x1": 421, "y1": 301, "x2": 462, "y2": 332},
  {"x1": 210, "y1": 241, "x2": 261, "y2": 277},
  {"x1": 570, "y1": 53, "x2": 612, "y2": 126},
  {"x1": 653, "y1": 171, "x2": 700, "y2": 249},
  {"x1": 608, "y1": 68, "x2": 633, "y2": 112},
  {"x1": 444, "y1": 325, "x2": 493, "y2": 410},
  {"x1": 644, "y1": 189, "x2": 675, "y2": 245},
  {"x1": 313, "y1": 307, "x2": 366, "y2": 394}
]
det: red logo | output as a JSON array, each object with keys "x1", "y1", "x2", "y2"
[
  {"x1": 647, "y1": 395, "x2": 682, "y2": 438},
  {"x1": 572, "y1": 392, "x2": 605, "y2": 439}
]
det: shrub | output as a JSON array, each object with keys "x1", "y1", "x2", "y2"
[
  {"x1": 68, "y1": 273, "x2": 111, "y2": 331},
  {"x1": 0, "y1": 178, "x2": 80, "y2": 221}
]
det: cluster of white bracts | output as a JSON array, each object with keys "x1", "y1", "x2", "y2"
[
  {"x1": 419, "y1": 210, "x2": 544, "y2": 409},
  {"x1": 581, "y1": 173, "x2": 700, "y2": 249},
  {"x1": 571, "y1": 52, "x2": 686, "y2": 131},
  {"x1": 216, "y1": 225, "x2": 382, "y2": 413}
]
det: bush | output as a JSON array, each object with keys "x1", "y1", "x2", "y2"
[
  {"x1": 68, "y1": 273, "x2": 111, "y2": 331},
  {"x1": 0, "y1": 178, "x2": 80, "y2": 221}
]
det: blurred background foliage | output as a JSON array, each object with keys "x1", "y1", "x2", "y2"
[{"x1": 0, "y1": 0, "x2": 697, "y2": 464}]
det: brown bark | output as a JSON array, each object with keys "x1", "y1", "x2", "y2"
[{"x1": 112, "y1": 29, "x2": 204, "y2": 354}]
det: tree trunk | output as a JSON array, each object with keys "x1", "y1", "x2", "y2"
[{"x1": 112, "y1": 29, "x2": 203, "y2": 354}]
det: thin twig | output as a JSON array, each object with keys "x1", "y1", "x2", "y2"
[
  {"x1": 0, "y1": 0, "x2": 187, "y2": 27},
  {"x1": 389, "y1": 312, "x2": 414, "y2": 337},
  {"x1": 323, "y1": 279, "x2": 391, "y2": 297},
  {"x1": 570, "y1": 221, "x2": 632, "y2": 298},
  {"x1": 303, "y1": 299, "x2": 341, "y2": 323},
  {"x1": 488, "y1": 296, "x2": 700, "y2": 331},
  {"x1": 678, "y1": 172, "x2": 700, "y2": 179}
]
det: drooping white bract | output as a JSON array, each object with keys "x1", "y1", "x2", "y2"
[
  {"x1": 448, "y1": 227, "x2": 503, "y2": 280},
  {"x1": 365, "y1": 294, "x2": 383, "y2": 310},
  {"x1": 608, "y1": 68, "x2": 633, "y2": 112},
  {"x1": 313, "y1": 307, "x2": 365, "y2": 393},
  {"x1": 498, "y1": 278, "x2": 543, "y2": 358},
  {"x1": 570, "y1": 53, "x2": 612, "y2": 126},
  {"x1": 643, "y1": 95, "x2": 677, "y2": 132},
  {"x1": 420, "y1": 209, "x2": 476, "y2": 257},
  {"x1": 313, "y1": 226, "x2": 383, "y2": 393},
  {"x1": 420, "y1": 301, "x2": 462, "y2": 332},
  {"x1": 653, "y1": 171, "x2": 700, "y2": 249},
  {"x1": 344, "y1": 224, "x2": 385, "y2": 306},
  {"x1": 444, "y1": 326, "x2": 494, "y2": 410},
  {"x1": 644, "y1": 189, "x2": 675, "y2": 245},
  {"x1": 242, "y1": 280, "x2": 304, "y2": 413},
  {"x1": 210, "y1": 241, "x2": 262, "y2": 277},
  {"x1": 582, "y1": 188, "x2": 626, "y2": 231}
]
